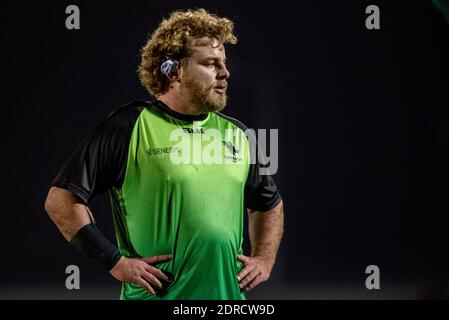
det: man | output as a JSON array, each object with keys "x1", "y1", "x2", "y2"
[{"x1": 45, "y1": 8, "x2": 284, "y2": 300}]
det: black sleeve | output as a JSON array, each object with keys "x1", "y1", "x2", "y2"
[
  {"x1": 244, "y1": 129, "x2": 282, "y2": 212},
  {"x1": 51, "y1": 103, "x2": 144, "y2": 204}
]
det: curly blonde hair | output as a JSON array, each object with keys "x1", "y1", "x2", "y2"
[{"x1": 138, "y1": 8, "x2": 237, "y2": 96}]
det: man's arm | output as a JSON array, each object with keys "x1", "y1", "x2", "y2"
[
  {"x1": 44, "y1": 186, "x2": 93, "y2": 240},
  {"x1": 44, "y1": 186, "x2": 172, "y2": 294},
  {"x1": 237, "y1": 200, "x2": 284, "y2": 291}
]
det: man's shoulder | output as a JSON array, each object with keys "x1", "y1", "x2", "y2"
[
  {"x1": 214, "y1": 112, "x2": 249, "y2": 132},
  {"x1": 99, "y1": 99, "x2": 155, "y2": 131},
  {"x1": 107, "y1": 100, "x2": 150, "y2": 119}
]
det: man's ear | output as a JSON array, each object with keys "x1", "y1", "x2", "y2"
[{"x1": 161, "y1": 59, "x2": 180, "y2": 81}]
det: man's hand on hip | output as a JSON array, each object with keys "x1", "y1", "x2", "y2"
[
  {"x1": 110, "y1": 254, "x2": 172, "y2": 295},
  {"x1": 237, "y1": 254, "x2": 272, "y2": 292}
]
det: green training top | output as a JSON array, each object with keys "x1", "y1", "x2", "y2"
[{"x1": 52, "y1": 97, "x2": 281, "y2": 300}]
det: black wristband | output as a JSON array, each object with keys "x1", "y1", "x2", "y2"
[{"x1": 70, "y1": 224, "x2": 122, "y2": 271}]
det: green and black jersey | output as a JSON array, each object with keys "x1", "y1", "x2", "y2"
[{"x1": 52, "y1": 96, "x2": 282, "y2": 300}]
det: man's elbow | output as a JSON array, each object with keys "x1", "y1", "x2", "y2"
[
  {"x1": 44, "y1": 186, "x2": 75, "y2": 218},
  {"x1": 44, "y1": 187, "x2": 59, "y2": 218}
]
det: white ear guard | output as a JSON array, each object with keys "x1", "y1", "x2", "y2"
[{"x1": 160, "y1": 59, "x2": 179, "y2": 77}]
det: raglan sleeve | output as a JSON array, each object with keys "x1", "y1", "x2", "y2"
[{"x1": 50, "y1": 110, "x2": 132, "y2": 205}]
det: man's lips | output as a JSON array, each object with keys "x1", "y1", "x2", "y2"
[{"x1": 214, "y1": 85, "x2": 227, "y2": 94}]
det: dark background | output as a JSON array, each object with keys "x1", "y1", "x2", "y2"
[{"x1": 1, "y1": 1, "x2": 448, "y2": 299}]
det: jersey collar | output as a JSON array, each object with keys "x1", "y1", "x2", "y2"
[{"x1": 149, "y1": 96, "x2": 209, "y2": 122}]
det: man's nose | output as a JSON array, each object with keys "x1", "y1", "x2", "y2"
[{"x1": 217, "y1": 64, "x2": 230, "y2": 80}]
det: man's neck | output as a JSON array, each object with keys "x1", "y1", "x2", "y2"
[{"x1": 158, "y1": 91, "x2": 204, "y2": 116}]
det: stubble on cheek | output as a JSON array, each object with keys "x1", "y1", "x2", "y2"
[{"x1": 182, "y1": 75, "x2": 227, "y2": 113}]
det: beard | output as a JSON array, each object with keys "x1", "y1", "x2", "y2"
[{"x1": 181, "y1": 74, "x2": 228, "y2": 113}]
